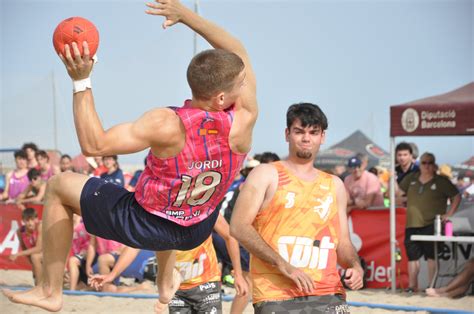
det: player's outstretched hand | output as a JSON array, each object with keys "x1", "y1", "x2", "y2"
[
  {"x1": 343, "y1": 267, "x2": 364, "y2": 290},
  {"x1": 59, "y1": 41, "x2": 94, "y2": 81},
  {"x1": 145, "y1": 0, "x2": 187, "y2": 29},
  {"x1": 278, "y1": 261, "x2": 315, "y2": 294},
  {"x1": 88, "y1": 273, "x2": 115, "y2": 291},
  {"x1": 233, "y1": 273, "x2": 249, "y2": 296}
]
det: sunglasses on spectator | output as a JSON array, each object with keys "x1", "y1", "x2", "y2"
[{"x1": 421, "y1": 161, "x2": 434, "y2": 165}]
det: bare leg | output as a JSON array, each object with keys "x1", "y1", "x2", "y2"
[
  {"x1": 98, "y1": 253, "x2": 117, "y2": 292},
  {"x1": 30, "y1": 253, "x2": 43, "y2": 286},
  {"x1": 427, "y1": 258, "x2": 436, "y2": 287},
  {"x1": 426, "y1": 259, "x2": 474, "y2": 298},
  {"x1": 154, "y1": 250, "x2": 181, "y2": 314},
  {"x1": 444, "y1": 259, "x2": 474, "y2": 292},
  {"x1": 2, "y1": 172, "x2": 89, "y2": 312},
  {"x1": 407, "y1": 260, "x2": 420, "y2": 291},
  {"x1": 230, "y1": 271, "x2": 251, "y2": 313},
  {"x1": 68, "y1": 256, "x2": 81, "y2": 291}
]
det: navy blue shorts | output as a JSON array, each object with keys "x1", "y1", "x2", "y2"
[
  {"x1": 212, "y1": 232, "x2": 249, "y2": 272},
  {"x1": 80, "y1": 178, "x2": 219, "y2": 251}
]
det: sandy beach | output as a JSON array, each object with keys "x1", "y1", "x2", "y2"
[{"x1": 1, "y1": 269, "x2": 472, "y2": 313}]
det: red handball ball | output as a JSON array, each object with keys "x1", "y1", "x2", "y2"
[{"x1": 53, "y1": 17, "x2": 99, "y2": 57}]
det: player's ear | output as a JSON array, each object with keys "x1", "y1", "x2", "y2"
[
  {"x1": 321, "y1": 130, "x2": 326, "y2": 144},
  {"x1": 215, "y1": 92, "x2": 225, "y2": 108},
  {"x1": 285, "y1": 128, "x2": 290, "y2": 142}
]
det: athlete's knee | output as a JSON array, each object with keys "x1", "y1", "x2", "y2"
[{"x1": 45, "y1": 172, "x2": 69, "y2": 197}]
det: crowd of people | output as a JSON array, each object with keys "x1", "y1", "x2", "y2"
[
  {"x1": 0, "y1": 142, "x2": 140, "y2": 204},
  {"x1": 1, "y1": 0, "x2": 472, "y2": 313}
]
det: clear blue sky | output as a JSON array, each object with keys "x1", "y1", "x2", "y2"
[{"x1": 1, "y1": 0, "x2": 473, "y2": 166}]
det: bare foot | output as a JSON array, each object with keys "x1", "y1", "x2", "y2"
[
  {"x1": 425, "y1": 288, "x2": 441, "y2": 297},
  {"x1": 1, "y1": 288, "x2": 34, "y2": 298},
  {"x1": 3, "y1": 286, "x2": 63, "y2": 312},
  {"x1": 2, "y1": 288, "x2": 17, "y2": 298}
]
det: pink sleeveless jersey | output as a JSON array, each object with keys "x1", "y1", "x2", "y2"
[
  {"x1": 8, "y1": 171, "x2": 29, "y2": 199},
  {"x1": 135, "y1": 100, "x2": 246, "y2": 227}
]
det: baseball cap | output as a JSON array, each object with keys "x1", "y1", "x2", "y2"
[{"x1": 347, "y1": 156, "x2": 362, "y2": 168}]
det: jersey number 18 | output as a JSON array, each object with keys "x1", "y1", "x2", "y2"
[{"x1": 173, "y1": 171, "x2": 222, "y2": 207}]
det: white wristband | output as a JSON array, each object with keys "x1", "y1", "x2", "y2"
[{"x1": 73, "y1": 77, "x2": 92, "y2": 93}]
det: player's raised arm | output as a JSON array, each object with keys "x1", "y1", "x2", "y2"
[{"x1": 146, "y1": 0, "x2": 258, "y2": 153}]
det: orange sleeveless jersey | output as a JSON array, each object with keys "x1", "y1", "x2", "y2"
[
  {"x1": 175, "y1": 236, "x2": 220, "y2": 290},
  {"x1": 251, "y1": 162, "x2": 345, "y2": 303}
]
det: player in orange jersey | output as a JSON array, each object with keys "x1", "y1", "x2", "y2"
[{"x1": 231, "y1": 103, "x2": 363, "y2": 313}]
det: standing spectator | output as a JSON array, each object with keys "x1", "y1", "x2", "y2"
[
  {"x1": 344, "y1": 156, "x2": 384, "y2": 213},
  {"x1": 398, "y1": 152, "x2": 461, "y2": 292},
  {"x1": 100, "y1": 155, "x2": 124, "y2": 186},
  {"x1": 10, "y1": 208, "x2": 43, "y2": 285},
  {"x1": 395, "y1": 142, "x2": 419, "y2": 184},
  {"x1": 16, "y1": 168, "x2": 47, "y2": 209},
  {"x1": 59, "y1": 154, "x2": 75, "y2": 172},
  {"x1": 21, "y1": 142, "x2": 39, "y2": 169},
  {"x1": 231, "y1": 103, "x2": 363, "y2": 312},
  {"x1": 35, "y1": 150, "x2": 59, "y2": 181},
  {"x1": 1, "y1": 150, "x2": 29, "y2": 202}
]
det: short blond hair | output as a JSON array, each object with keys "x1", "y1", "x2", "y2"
[{"x1": 187, "y1": 49, "x2": 244, "y2": 100}]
